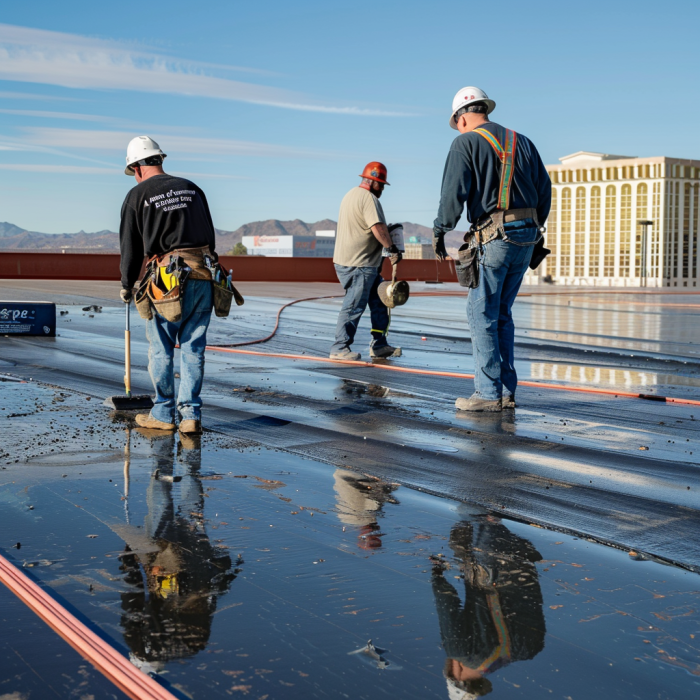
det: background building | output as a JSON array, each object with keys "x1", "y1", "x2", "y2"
[
  {"x1": 403, "y1": 236, "x2": 433, "y2": 260},
  {"x1": 526, "y1": 153, "x2": 700, "y2": 287},
  {"x1": 241, "y1": 232, "x2": 335, "y2": 257}
]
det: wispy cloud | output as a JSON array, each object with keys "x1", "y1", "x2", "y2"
[
  {"x1": 0, "y1": 23, "x2": 410, "y2": 116},
  {"x1": 22, "y1": 127, "x2": 339, "y2": 160},
  {"x1": 0, "y1": 108, "x2": 115, "y2": 122},
  {"x1": 0, "y1": 163, "x2": 248, "y2": 178},
  {"x1": 0, "y1": 90, "x2": 79, "y2": 101},
  {"x1": 0, "y1": 163, "x2": 115, "y2": 174}
]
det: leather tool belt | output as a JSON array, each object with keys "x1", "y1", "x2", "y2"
[{"x1": 470, "y1": 207, "x2": 540, "y2": 245}]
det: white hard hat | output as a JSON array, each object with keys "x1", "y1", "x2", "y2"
[
  {"x1": 125, "y1": 135, "x2": 166, "y2": 176},
  {"x1": 449, "y1": 87, "x2": 496, "y2": 130}
]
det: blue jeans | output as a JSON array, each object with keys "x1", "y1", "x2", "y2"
[
  {"x1": 146, "y1": 279, "x2": 213, "y2": 422},
  {"x1": 466, "y1": 222, "x2": 538, "y2": 401},
  {"x1": 331, "y1": 264, "x2": 390, "y2": 354}
]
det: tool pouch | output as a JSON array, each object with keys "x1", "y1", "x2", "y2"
[
  {"x1": 149, "y1": 283, "x2": 183, "y2": 323},
  {"x1": 134, "y1": 276, "x2": 153, "y2": 320},
  {"x1": 209, "y1": 261, "x2": 245, "y2": 318},
  {"x1": 455, "y1": 235, "x2": 480, "y2": 289},
  {"x1": 146, "y1": 255, "x2": 189, "y2": 323},
  {"x1": 213, "y1": 283, "x2": 233, "y2": 318}
]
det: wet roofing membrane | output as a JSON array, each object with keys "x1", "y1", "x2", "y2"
[{"x1": 0, "y1": 282, "x2": 699, "y2": 699}]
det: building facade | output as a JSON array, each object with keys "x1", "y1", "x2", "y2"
[
  {"x1": 404, "y1": 242, "x2": 433, "y2": 259},
  {"x1": 526, "y1": 152, "x2": 700, "y2": 287}
]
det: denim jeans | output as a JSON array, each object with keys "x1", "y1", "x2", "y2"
[
  {"x1": 466, "y1": 221, "x2": 538, "y2": 401},
  {"x1": 146, "y1": 279, "x2": 213, "y2": 422},
  {"x1": 331, "y1": 264, "x2": 389, "y2": 354}
]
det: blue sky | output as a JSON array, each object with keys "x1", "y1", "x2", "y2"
[{"x1": 1, "y1": 0, "x2": 699, "y2": 233}]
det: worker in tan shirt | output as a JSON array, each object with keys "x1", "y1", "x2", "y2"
[{"x1": 330, "y1": 162, "x2": 402, "y2": 361}]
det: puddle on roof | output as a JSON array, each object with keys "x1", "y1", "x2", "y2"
[{"x1": 0, "y1": 390, "x2": 699, "y2": 699}]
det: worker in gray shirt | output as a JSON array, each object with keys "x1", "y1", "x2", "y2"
[
  {"x1": 433, "y1": 87, "x2": 551, "y2": 412},
  {"x1": 330, "y1": 162, "x2": 402, "y2": 361}
]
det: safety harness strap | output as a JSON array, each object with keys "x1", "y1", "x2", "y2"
[{"x1": 473, "y1": 127, "x2": 518, "y2": 210}]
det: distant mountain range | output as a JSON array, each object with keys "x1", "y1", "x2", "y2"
[{"x1": 0, "y1": 219, "x2": 465, "y2": 254}]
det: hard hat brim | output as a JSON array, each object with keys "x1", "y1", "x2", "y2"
[
  {"x1": 124, "y1": 152, "x2": 167, "y2": 176},
  {"x1": 449, "y1": 98, "x2": 497, "y2": 130},
  {"x1": 358, "y1": 174, "x2": 390, "y2": 185}
]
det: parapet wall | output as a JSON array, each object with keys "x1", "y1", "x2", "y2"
[{"x1": 0, "y1": 253, "x2": 458, "y2": 283}]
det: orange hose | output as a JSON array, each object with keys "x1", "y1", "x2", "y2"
[
  {"x1": 206, "y1": 345, "x2": 700, "y2": 406},
  {"x1": 208, "y1": 292, "x2": 700, "y2": 407},
  {"x1": 0, "y1": 553, "x2": 178, "y2": 700}
]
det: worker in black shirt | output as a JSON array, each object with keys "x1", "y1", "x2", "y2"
[{"x1": 119, "y1": 136, "x2": 218, "y2": 435}]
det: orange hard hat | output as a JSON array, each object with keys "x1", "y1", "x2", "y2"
[{"x1": 359, "y1": 161, "x2": 390, "y2": 185}]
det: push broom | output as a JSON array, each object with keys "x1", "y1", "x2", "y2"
[{"x1": 104, "y1": 301, "x2": 154, "y2": 411}]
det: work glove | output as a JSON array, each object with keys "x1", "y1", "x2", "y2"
[
  {"x1": 388, "y1": 244, "x2": 402, "y2": 266},
  {"x1": 433, "y1": 233, "x2": 448, "y2": 262},
  {"x1": 120, "y1": 288, "x2": 133, "y2": 303}
]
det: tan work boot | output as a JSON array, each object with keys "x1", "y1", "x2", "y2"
[
  {"x1": 179, "y1": 419, "x2": 202, "y2": 435},
  {"x1": 502, "y1": 393, "x2": 517, "y2": 409},
  {"x1": 330, "y1": 348, "x2": 361, "y2": 361},
  {"x1": 135, "y1": 413, "x2": 176, "y2": 431},
  {"x1": 455, "y1": 396, "x2": 502, "y2": 412}
]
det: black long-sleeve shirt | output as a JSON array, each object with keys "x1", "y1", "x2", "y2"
[
  {"x1": 119, "y1": 174, "x2": 217, "y2": 289},
  {"x1": 434, "y1": 122, "x2": 552, "y2": 234}
]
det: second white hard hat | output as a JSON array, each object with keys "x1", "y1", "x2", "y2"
[
  {"x1": 449, "y1": 87, "x2": 496, "y2": 131},
  {"x1": 125, "y1": 136, "x2": 167, "y2": 176}
]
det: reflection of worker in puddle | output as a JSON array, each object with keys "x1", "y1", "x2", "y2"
[
  {"x1": 333, "y1": 469, "x2": 398, "y2": 549},
  {"x1": 119, "y1": 431, "x2": 237, "y2": 668},
  {"x1": 432, "y1": 516, "x2": 545, "y2": 698}
]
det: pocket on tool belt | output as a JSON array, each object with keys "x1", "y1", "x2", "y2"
[
  {"x1": 210, "y1": 262, "x2": 244, "y2": 318},
  {"x1": 146, "y1": 256, "x2": 189, "y2": 323},
  {"x1": 455, "y1": 243, "x2": 480, "y2": 289},
  {"x1": 148, "y1": 281, "x2": 183, "y2": 323},
  {"x1": 134, "y1": 277, "x2": 153, "y2": 320}
]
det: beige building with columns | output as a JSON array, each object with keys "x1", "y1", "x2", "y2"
[{"x1": 526, "y1": 152, "x2": 700, "y2": 287}]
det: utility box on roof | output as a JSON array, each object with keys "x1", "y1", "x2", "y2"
[{"x1": 0, "y1": 302, "x2": 56, "y2": 336}]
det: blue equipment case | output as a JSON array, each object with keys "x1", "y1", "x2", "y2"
[{"x1": 0, "y1": 301, "x2": 56, "y2": 337}]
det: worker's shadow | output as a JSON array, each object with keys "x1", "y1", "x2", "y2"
[
  {"x1": 117, "y1": 429, "x2": 240, "y2": 672},
  {"x1": 431, "y1": 514, "x2": 546, "y2": 697}
]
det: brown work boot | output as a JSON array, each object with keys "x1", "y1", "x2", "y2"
[
  {"x1": 135, "y1": 413, "x2": 176, "y2": 431},
  {"x1": 370, "y1": 344, "x2": 402, "y2": 359},
  {"x1": 455, "y1": 396, "x2": 502, "y2": 412},
  {"x1": 179, "y1": 419, "x2": 202, "y2": 435}
]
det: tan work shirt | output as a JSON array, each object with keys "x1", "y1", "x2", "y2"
[{"x1": 333, "y1": 186, "x2": 386, "y2": 268}]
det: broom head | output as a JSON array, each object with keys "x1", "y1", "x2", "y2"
[{"x1": 104, "y1": 394, "x2": 154, "y2": 411}]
